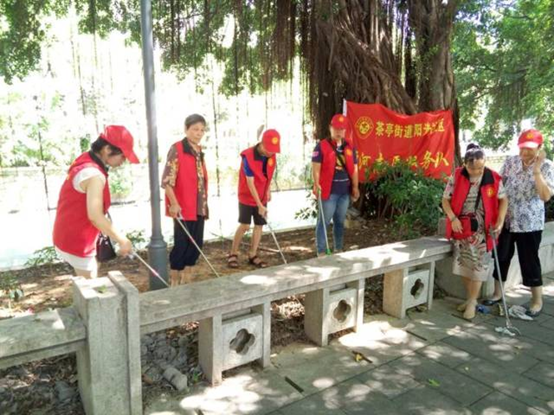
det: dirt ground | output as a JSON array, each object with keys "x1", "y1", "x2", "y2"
[
  {"x1": 1, "y1": 219, "x2": 440, "y2": 415},
  {"x1": 0, "y1": 219, "x2": 403, "y2": 317}
]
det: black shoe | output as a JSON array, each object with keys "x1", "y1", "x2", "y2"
[
  {"x1": 482, "y1": 298, "x2": 501, "y2": 306},
  {"x1": 525, "y1": 308, "x2": 542, "y2": 317}
]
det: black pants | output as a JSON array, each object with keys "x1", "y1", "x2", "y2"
[
  {"x1": 169, "y1": 216, "x2": 205, "y2": 270},
  {"x1": 492, "y1": 228, "x2": 543, "y2": 287}
]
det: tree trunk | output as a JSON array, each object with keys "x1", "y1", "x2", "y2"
[
  {"x1": 304, "y1": 0, "x2": 420, "y2": 138},
  {"x1": 407, "y1": 0, "x2": 461, "y2": 161}
]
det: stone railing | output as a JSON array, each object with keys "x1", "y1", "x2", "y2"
[{"x1": 0, "y1": 236, "x2": 451, "y2": 415}]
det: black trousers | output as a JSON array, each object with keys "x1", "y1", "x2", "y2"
[
  {"x1": 169, "y1": 216, "x2": 205, "y2": 270},
  {"x1": 492, "y1": 228, "x2": 543, "y2": 287}
]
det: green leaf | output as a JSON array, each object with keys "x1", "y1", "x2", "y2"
[{"x1": 428, "y1": 378, "x2": 441, "y2": 387}]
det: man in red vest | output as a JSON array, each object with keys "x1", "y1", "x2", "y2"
[
  {"x1": 227, "y1": 129, "x2": 281, "y2": 268},
  {"x1": 312, "y1": 114, "x2": 359, "y2": 256},
  {"x1": 53, "y1": 125, "x2": 139, "y2": 278}
]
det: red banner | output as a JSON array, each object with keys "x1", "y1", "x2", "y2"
[{"x1": 345, "y1": 102, "x2": 454, "y2": 181}]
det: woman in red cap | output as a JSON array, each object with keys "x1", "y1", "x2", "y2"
[
  {"x1": 53, "y1": 125, "x2": 139, "y2": 278},
  {"x1": 162, "y1": 114, "x2": 209, "y2": 286},
  {"x1": 312, "y1": 114, "x2": 359, "y2": 256},
  {"x1": 484, "y1": 129, "x2": 554, "y2": 317},
  {"x1": 227, "y1": 129, "x2": 281, "y2": 268}
]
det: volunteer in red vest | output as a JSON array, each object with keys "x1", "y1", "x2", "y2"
[
  {"x1": 53, "y1": 125, "x2": 139, "y2": 278},
  {"x1": 162, "y1": 114, "x2": 209, "y2": 286},
  {"x1": 312, "y1": 114, "x2": 360, "y2": 257},
  {"x1": 227, "y1": 129, "x2": 281, "y2": 269},
  {"x1": 484, "y1": 129, "x2": 554, "y2": 317},
  {"x1": 442, "y1": 144, "x2": 507, "y2": 320}
]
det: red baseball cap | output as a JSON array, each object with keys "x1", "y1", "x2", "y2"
[
  {"x1": 101, "y1": 125, "x2": 140, "y2": 163},
  {"x1": 262, "y1": 129, "x2": 281, "y2": 153},
  {"x1": 330, "y1": 114, "x2": 348, "y2": 130},
  {"x1": 518, "y1": 129, "x2": 543, "y2": 149}
]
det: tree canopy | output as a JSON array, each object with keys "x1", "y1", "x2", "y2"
[
  {"x1": 1, "y1": 0, "x2": 553, "y2": 153},
  {"x1": 454, "y1": 0, "x2": 554, "y2": 148}
]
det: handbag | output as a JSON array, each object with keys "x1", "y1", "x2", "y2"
[
  {"x1": 95, "y1": 212, "x2": 117, "y2": 262},
  {"x1": 96, "y1": 233, "x2": 117, "y2": 262},
  {"x1": 451, "y1": 214, "x2": 479, "y2": 240}
]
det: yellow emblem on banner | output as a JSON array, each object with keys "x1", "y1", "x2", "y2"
[
  {"x1": 487, "y1": 188, "x2": 495, "y2": 198},
  {"x1": 355, "y1": 116, "x2": 374, "y2": 139},
  {"x1": 268, "y1": 158, "x2": 274, "y2": 167},
  {"x1": 271, "y1": 136, "x2": 279, "y2": 145}
]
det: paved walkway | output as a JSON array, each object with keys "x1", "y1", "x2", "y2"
[{"x1": 145, "y1": 274, "x2": 554, "y2": 415}]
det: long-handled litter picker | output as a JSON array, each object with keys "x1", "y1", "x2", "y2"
[
  {"x1": 266, "y1": 220, "x2": 287, "y2": 264},
  {"x1": 129, "y1": 250, "x2": 170, "y2": 288},
  {"x1": 177, "y1": 215, "x2": 221, "y2": 278},
  {"x1": 490, "y1": 226, "x2": 521, "y2": 337},
  {"x1": 317, "y1": 193, "x2": 332, "y2": 255}
]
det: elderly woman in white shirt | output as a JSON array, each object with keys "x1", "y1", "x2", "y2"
[{"x1": 484, "y1": 129, "x2": 554, "y2": 317}]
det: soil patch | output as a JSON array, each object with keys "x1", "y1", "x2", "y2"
[{"x1": 0, "y1": 219, "x2": 439, "y2": 414}]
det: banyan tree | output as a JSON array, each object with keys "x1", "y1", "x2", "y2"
[
  {"x1": 1, "y1": 0, "x2": 462, "y2": 157},
  {"x1": 147, "y1": 0, "x2": 461, "y2": 153}
]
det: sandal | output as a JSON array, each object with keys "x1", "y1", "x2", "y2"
[
  {"x1": 227, "y1": 254, "x2": 239, "y2": 269},
  {"x1": 248, "y1": 255, "x2": 268, "y2": 269}
]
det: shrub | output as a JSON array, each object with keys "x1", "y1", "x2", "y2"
[
  {"x1": 126, "y1": 229, "x2": 147, "y2": 250},
  {"x1": 362, "y1": 161, "x2": 445, "y2": 237},
  {"x1": 295, "y1": 171, "x2": 317, "y2": 220},
  {"x1": 25, "y1": 246, "x2": 60, "y2": 267},
  {"x1": 0, "y1": 273, "x2": 24, "y2": 310},
  {"x1": 109, "y1": 167, "x2": 132, "y2": 201}
]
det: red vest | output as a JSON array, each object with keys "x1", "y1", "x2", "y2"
[
  {"x1": 318, "y1": 139, "x2": 356, "y2": 200},
  {"x1": 446, "y1": 167, "x2": 501, "y2": 251},
  {"x1": 53, "y1": 152, "x2": 111, "y2": 257},
  {"x1": 165, "y1": 140, "x2": 208, "y2": 221},
  {"x1": 238, "y1": 146, "x2": 277, "y2": 206}
]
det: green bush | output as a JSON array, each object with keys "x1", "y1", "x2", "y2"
[
  {"x1": 109, "y1": 167, "x2": 133, "y2": 200},
  {"x1": 295, "y1": 170, "x2": 317, "y2": 220},
  {"x1": 126, "y1": 229, "x2": 147, "y2": 250},
  {"x1": 25, "y1": 246, "x2": 60, "y2": 267},
  {"x1": 362, "y1": 161, "x2": 445, "y2": 237}
]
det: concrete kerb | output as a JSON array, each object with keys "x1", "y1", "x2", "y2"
[
  {"x1": 72, "y1": 273, "x2": 142, "y2": 415},
  {"x1": 199, "y1": 303, "x2": 271, "y2": 385},
  {"x1": 0, "y1": 307, "x2": 86, "y2": 370},
  {"x1": 1, "y1": 235, "x2": 455, "y2": 412},
  {"x1": 383, "y1": 262, "x2": 435, "y2": 319},
  {"x1": 305, "y1": 279, "x2": 366, "y2": 347}
]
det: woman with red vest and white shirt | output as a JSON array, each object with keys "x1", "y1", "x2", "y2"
[
  {"x1": 312, "y1": 114, "x2": 360, "y2": 256},
  {"x1": 53, "y1": 125, "x2": 139, "y2": 278},
  {"x1": 442, "y1": 144, "x2": 507, "y2": 320},
  {"x1": 162, "y1": 114, "x2": 209, "y2": 286},
  {"x1": 227, "y1": 129, "x2": 281, "y2": 269}
]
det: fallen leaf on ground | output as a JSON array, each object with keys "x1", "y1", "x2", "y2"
[{"x1": 428, "y1": 378, "x2": 440, "y2": 387}]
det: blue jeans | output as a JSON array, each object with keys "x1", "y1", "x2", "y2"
[{"x1": 316, "y1": 193, "x2": 350, "y2": 253}]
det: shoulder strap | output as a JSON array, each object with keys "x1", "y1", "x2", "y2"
[
  {"x1": 329, "y1": 140, "x2": 351, "y2": 180},
  {"x1": 474, "y1": 176, "x2": 484, "y2": 212}
]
